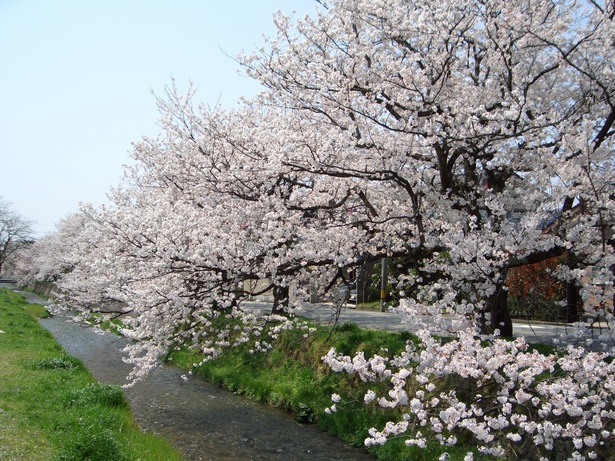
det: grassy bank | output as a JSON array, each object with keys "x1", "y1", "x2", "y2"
[
  {"x1": 0, "y1": 288, "x2": 185, "y2": 461},
  {"x1": 169, "y1": 320, "x2": 479, "y2": 461}
]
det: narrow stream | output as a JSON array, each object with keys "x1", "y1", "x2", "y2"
[{"x1": 15, "y1": 289, "x2": 375, "y2": 461}]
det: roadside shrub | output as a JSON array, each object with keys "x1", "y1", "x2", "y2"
[
  {"x1": 508, "y1": 295, "x2": 563, "y2": 323},
  {"x1": 336, "y1": 322, "x2": 360, "y2": 333}
]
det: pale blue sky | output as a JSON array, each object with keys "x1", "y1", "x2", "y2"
[{"x1": 0, "y1": 1, "x2": 315, "y2": 236}]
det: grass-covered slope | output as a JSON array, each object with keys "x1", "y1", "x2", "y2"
[
  {"x1": 0, "y1": 288, "x2": 185, "y2": 461},
  {"x1": 168, "y1": 320, "x2": 480, "y2": 461}
]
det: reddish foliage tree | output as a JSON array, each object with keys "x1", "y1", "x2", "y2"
[{"x1": 507, "y1": 256, "x2": 566, "y2": 302}]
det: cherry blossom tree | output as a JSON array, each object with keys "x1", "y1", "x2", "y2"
[
  {"x1": 237, "y1": 0, "x2": 614, "y2": 458},
  {"x1": 11, "y1": 212, "x2": 88, "y2": 287},
  {"x1": 0, "y1": 197, "x2": 34, "y2": 277},
  {"x1": 36, "y1": 85, "x2": 375, "y2": 380},
  {"x1": 241, "y1": 0, "x2": 615, "y2": 337}
]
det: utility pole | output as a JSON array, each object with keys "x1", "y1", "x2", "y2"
[{"x1": 379, "y1": 257, "x2": 388, "y2": 312}]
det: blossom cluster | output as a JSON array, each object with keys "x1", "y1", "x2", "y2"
[{"x1": 324, "y1": 329, "x2": 615, "y2": 460}]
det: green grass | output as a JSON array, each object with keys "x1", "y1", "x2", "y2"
[{"x1": 0, "y1": 288, "x2": 186, "y2": 461}]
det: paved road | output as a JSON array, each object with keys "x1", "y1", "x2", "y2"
[
  {"x1": 1, "y1": 282, "x2": 608, "y2": 348},
  {"x1": 247, "y1": 300, "x2": 610, "y2": 348}
]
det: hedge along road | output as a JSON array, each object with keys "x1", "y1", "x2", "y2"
[{"x1": 1, "y1": 283, "x2": 375, "y2": 461}]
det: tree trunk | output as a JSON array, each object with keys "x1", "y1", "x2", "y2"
[
  {"x1": 480, "y1": 286, "x2": 513, "y2": 337},
  {"x1": 564, "y1": 281, "x2": 581, "y2": 323},
  {"x1": 272, "y1": 285, "x2": 289, "y2": 315},
  {"x1": 564, "y1": 253, "x2": 581, "y2": 323}
]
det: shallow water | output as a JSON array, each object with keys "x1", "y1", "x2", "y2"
[{"x1": 37, "y1": 313, "x2": 375, "y2": 461}]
